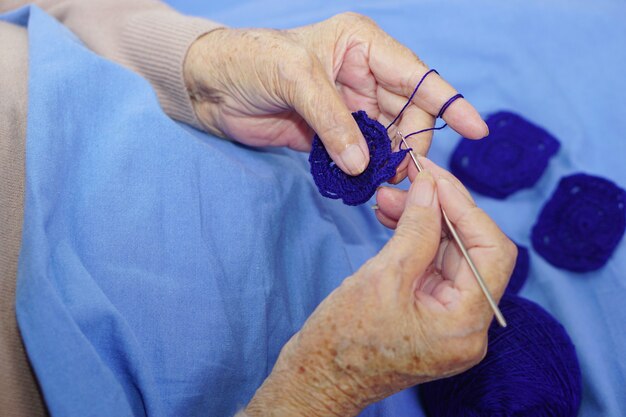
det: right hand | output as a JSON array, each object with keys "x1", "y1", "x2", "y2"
[{"x1": 242, "y1": 158, "x2": 516, "y2": 417}]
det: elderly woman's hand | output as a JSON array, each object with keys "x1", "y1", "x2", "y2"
[
  {"x1": 241, "y1": 159, "x2": 516, "y2": 417},
  {"x1": 184, "y1": 13, "x2": 488, "y2": 177}
]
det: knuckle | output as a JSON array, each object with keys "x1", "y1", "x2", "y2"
[
  {"x1": 393, "y1": 221, "x2": 422, "y2": 245},
  {"x1": 395, "y1": 207, "x2": 438, "y2": 241},
  {"x1": 504, "y1": 238, "x2": 518, "y2": 259},
  {"x1": 276, "y1": 47, "x2": 321, "y2": 102},
  {"x1": 314, "y1": 123, "x2": 349, "y2": 148},
  {"x1": 401, "y1": 57, "x2": 429, "y2": 93},
  {"x1": 453, "y1": 207, "x2": 478, "y2": 232},
  {"x1": 334, "y1": 11, "x2": 376, "y2": 27}
]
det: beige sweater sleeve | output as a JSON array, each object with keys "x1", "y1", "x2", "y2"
[{"x1": 1, "y1": 0, "x2": 224, "y2": 128}]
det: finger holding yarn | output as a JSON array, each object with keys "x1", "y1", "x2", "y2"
[
  {"x1": 531, "y1": 173, "x2": 626, "y2": 272},
  {"x1": 505, "y1": 243, "x2": 529, "y2": 294},
  {"x1": 449, "y1": 111, "x2": 560, "y2": 199},
  {"x1": 419, "y1": 294, "x2": 582, "y2": 417},
  {"x1": 309, "y1": 110, "x2": 408, "y2": 206},
  {"x1": 309, "y1": 71, "x2": 465, "y2": 206}
]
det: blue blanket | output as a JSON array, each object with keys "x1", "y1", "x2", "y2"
[{"x1": 3, "y1": 1, "x2": 626, "y2": 416}]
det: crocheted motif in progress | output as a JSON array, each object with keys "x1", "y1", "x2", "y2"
[{"x1": 309, "y1": 110, "x2": 408, "y2": 206}]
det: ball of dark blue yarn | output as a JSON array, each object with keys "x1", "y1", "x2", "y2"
[
  {"x1": 308, "y1": 110, "x2": 408, "y2": 206},
  {"x1": 419, "y1": 295, "x2": 582, "y2": 417},
  {"x1": 505, "y1": 243, "x2": 530, "y2": 294},
  {"x1": 532, "y1": 173, "x2": 626, "y2": 272},
  {"x1": 449, "y1": 111, "x2": 560, "y2": 199}
]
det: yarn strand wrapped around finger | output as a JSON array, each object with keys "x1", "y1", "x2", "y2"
[{"x1": 309, "y1": 69, "x2": 463, "y2": 205}]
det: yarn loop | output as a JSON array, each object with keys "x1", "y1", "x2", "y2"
[{"x1": 309, "y1": 111, "x2": 408, "y2": 206}]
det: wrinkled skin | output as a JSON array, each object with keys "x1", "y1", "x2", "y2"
[
  {"x1": 184, "y1": 12, "x2": 488, "y2": 178},
  {"x1": 183, "y1": 12, "x2": 513, "y2": 417},
  {"x1": 243, "y1": 161, "x2": 516, "y2": 416}
]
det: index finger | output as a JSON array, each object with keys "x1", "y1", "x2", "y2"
[{"x1": 368, "y1": 31, "x2": 489, "y2": 140}]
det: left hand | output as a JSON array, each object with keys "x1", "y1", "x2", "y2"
[{"x1": 183, "y1": 12, "x2": 488, "y2": 177}]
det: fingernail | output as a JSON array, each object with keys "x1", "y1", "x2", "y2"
[
  {"x1": 408, "y1": 171, "x2": 435, "y2": 207},
  {"x1": 481, "y1": 120, "x2": 490, "y2": 138},
  {"x1": 339, "y1": 144, "x2": 368, "y2": 176}
]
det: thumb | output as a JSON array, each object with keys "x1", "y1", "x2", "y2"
[
  {"x1": 289, "y1": 58, "x2": 370, "y2": 176},
  {"x1": 379, "y1": 171, "x2": 442, "y2": 295}
]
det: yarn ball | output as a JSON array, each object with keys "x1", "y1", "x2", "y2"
[
  {"x1": 505, "y1": 243, "x2": 530, "y2": 294},
  {"x1": 531, "y1": 173, "x2": 626, "y2": 272},
  {"x1": 419, "y1": 294, "x2": 582, "y2": 417},
  {"x1": 309, "y1": 110, "x2": 408, "y2": 206},
  {"x1": 449, "y1": 111, "x2": 560, "y2": 199}
]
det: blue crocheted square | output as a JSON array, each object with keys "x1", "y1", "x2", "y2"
[
  {"x1": 532, "y1": 173, "x2": 626, "y2": 272},
  {"x1": 450, "y1": 111, "x2": 560, "y2": 199}
]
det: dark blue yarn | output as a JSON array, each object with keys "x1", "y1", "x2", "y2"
[
  {"x1": 419, "y1": 294, "x2": 582, "y2": 417},
  {"x1": 531, "y1": 173, "x2": 626, "y2": 272},
  {"x1": 309, "y1": 111, "x2": 408, "y2": 206},
  {"x1": 386, "y1": 69, "x2": 439, "y2": 129},
  {"x1": 505, "y1": 243, "x2": 529, "y2": 294},
  {"x1": 309, "y1": 70, "x2": 461, "y2": 205},
  {"x1": 449, "y1": 111, "x2": 560, "y2": 199},
  {"x1": 403, "y1": 93, "x2": 464, "y2": 139},
  {"x1": 385, "y1": 68, "x2": 464, "y2": 140}
]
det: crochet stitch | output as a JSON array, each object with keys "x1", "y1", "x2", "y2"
[
  {"x1": 532, "y1": 173, "x2": 626, "y2": 272},
  {"x1": 309, "y1": 111, "x2": 408, "y2": 206}
]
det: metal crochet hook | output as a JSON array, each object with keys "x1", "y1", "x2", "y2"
[{"x1": 397, "y1": 132, "x2": 507, "y2": 327}]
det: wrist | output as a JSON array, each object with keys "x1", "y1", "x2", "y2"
[
  {"x1": 183, "y1": 28, "x2": 230, "y2": 137},
  {"x1": 243, "y1": 337, "x2": 364, "y2": 417}
]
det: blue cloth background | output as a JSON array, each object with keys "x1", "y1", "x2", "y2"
[{"x1": 3, "y1": 0, "x2": 625, "y2": 416}]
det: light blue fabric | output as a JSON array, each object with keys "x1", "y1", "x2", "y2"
[
  {"x1": 3, "y1": 5, "x2": 417, "y2": 417},
  {"x1": 3, "y1": 1, "x2": 626, "y2": 416}
]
